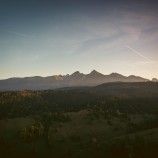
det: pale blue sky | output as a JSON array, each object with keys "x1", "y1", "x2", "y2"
[{"x1": 1, "y1": 0, "x2": 158, "y2": 79}]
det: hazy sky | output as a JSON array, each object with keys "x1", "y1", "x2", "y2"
[{"x1": 1, "y1": 0, "x2": 158, "y2": 79}]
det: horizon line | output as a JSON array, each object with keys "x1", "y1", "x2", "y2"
[{"x1": 0, "y1": 70, "x2": 152, "y2": 80}]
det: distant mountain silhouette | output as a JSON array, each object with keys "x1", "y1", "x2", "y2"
[{"x1": 0, "y1": 70, "x2": 149, "y2": 90}]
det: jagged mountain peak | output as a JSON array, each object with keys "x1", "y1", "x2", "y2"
[
  {"x1": 54, "y1": 75, "x2": 63, "y2": 80},
  {"x1": 69, "y1": 71, "x2": 84, "y2": 80},
  {"x1": 89, "y1": 70, "x2": 103, "y2": 76},
  {"x1": 70, "y1": 71, "x2": 84, "y2": 77},
  {"x1": 71, "y1": 71, "x2": 80, "y2": 75},
  {"x1": 109, "y1": 72, "x2": 124, "y2": 77}
]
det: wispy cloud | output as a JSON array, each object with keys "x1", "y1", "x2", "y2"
[
  {"x1": 0, "y1": 29, "x2": 34, "y2": 38},
  {"x1": 70, "y1": 9, "x2": 158, "y2": 56},
  {"x1": 72, "y1": 32, "x2": 129, "y2": 55}
]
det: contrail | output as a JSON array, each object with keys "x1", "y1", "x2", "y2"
[
  {"x1": 125, "y1": 45, "x2": 152, "y2": 62},
  {"x1": 125, "y1": 45, "x2": 158, "y2": 67}
]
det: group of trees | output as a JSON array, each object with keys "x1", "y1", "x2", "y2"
[{"x1": 20, "y1": 112, "x2": 71, "y2": 146}]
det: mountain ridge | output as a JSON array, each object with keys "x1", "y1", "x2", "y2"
[{"x1": 0, "y1": 70, "x2": 150, "y2": 91}]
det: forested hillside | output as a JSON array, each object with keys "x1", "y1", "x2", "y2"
[{"x1": 0, "y1": 89, "x2": 158, "y2": 158}]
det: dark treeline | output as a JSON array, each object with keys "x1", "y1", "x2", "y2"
[
  {"x1": 0, "y1": 90, "x2": 158, "y2": 119},
  {"x1": 0, "y1": 90, "x2": 99, "y2": 119}
]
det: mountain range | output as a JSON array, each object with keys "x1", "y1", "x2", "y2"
[{"x1": 0, "y1": 70, "x2": 150, "y2": 91}]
